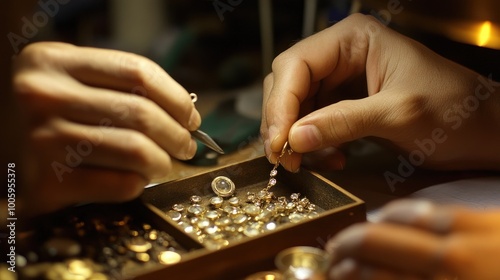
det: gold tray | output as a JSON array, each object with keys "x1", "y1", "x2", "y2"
[
  {"x1": 15, "y1": 156, "x2": 365, "y2": 280},
  {"x1": 137, "y1": 156, "x2": 365, "y2": 279}
]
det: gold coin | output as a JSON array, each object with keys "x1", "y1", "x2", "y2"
[{"x1": 158, "y1": 251, "x2": 181, "y2": 265}]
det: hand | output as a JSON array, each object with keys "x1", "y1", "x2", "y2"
[
  {"x1": 13, "y1": 42, "x2": 201, "y2": 215},
  {"x1": 261, "y1": 14, "x2": 500, "y2": 172},
  {"x1": 325, "y1": 199, "x2": 500, "y2": 279}
]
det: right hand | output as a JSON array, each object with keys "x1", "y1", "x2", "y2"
[{"x1": 261, "y1": 14, "x2": 500, "y2": 172}]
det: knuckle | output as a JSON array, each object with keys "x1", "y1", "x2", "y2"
[
  {"x1": 122, "y1": 132, "x2": 156, "y2": 167},
  {"x1": 118, "y1": 53, "x2": 159, "y2": 86},
  {"x1": 13, "y1": 72, "x2": 39, "y2": 95},
  {"x1": 272, "y1": 52, "x2": 294, "y2": 71},
  {"x1": 18, "y1": 42, "x2": 68, "y2": 67},
  {"x1": 127, "y1": 96, "x2": 157, "y2": 135},
  {"x1": 263, "y1": 73, "x2": 274, "y2": 91}
]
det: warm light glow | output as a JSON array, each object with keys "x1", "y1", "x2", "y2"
[{"x1": 477, "y1": 21, "x2": 492, "y2": 46}]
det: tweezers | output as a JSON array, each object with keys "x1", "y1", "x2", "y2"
[{"x1": 190, "y1": 130, "x2": 225, "y2": 154}]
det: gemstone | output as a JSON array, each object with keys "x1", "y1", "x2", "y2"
[
  {"x1": 243, "y1": 223, "x2": 261, "y2": 237},
  {"x1": 211, "y1": 176, "x2": 235, "y2": 197},
  {"x1": 66, "y1": 259, "x2": 93, "y2": 278},
  {"x1": 246, "y1": 192, "x2": 256, "y2": 201},
  {"x1": 158, "y1": 251, "x2": 181, "y2": 265},
  {"x1": 197, "y1": 219, "x2": 211, "y2": 229},
  {"x1": 172, "y1": 204, "x2": 185, "y2": 212},
  {"x1": 210, "y1": 196, "x2": 224, "y2": 207},
  {"x1": 257, "y1": 190, "x2": 268, "y2": 199},
  {"x1": 264, "y1": 221, "x2": 277, "y2": 231},
  {"x1": 148, "y1": 230, "x2": 158, "y2": 241},
  {"x1": 206, "y1": 210, "x2": 219, "y2": 220},
  {"x1": 268, "y1": 178, "x2": 277, "y2": 187},
  {"x1": 167, "y1": 210, "x2": 182, "y2": 221},
  {"x1": 215, "y1": 217, "x2": 231, "y2": 227},
  {"x1": 232, "y1": 213, "x2": 248, "y2": 224},
  {"x1": 190, "y1": 195, "x2": 202, "y2": 204},
  {"x1": 223, "y1": 205, "x2": 239, "y2": 215},
  {"x1": 308, "y1": 211, "x2": 319, "y2": 219},
  {"x1": 270, "y1": 169, "x2": 278, "y2": 177},
  {"x1": 125, "y1": 237, "x2": 152, "y2": 253},
  {"x1": 289, "y1": 213, "x2": 305, "y2": 223},
  {"x1": 205, "y1": 225, "x2": 220, "y2": 235},
  {"x1": 183, "y1": 225, "x2": 195, "y2": 234},
  {"x1": 243, "y1": 204, "x2": 260, "y2": 216},
  {"x1": 135, "y1": 252, "x2": 150, "y2": 263},
  {"x1": 290, "y1": 193, "x2": 300, "y2": 200},
  {"x1": 187, "y1": 205, "x2": 204, "y2": 216},
  {"x1": 256, "y1": 210, "x2": 273, "y2": 222},
  {"x1": 228, "y1": 196, "x2": 240, "y2": 206}
]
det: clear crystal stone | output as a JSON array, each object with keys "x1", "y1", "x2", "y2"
[
  {"x1": 243, "y1": 204, "x2": 260, "y2": 216},
  {"x1": 172, "y1": 204, "x2": 185, "y2": 212}
]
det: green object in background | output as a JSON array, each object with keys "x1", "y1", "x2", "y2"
[{"x1": 186, "y1": 99, "x2": 261, "y2": 166}]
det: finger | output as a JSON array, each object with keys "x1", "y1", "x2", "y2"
[
  {"x1": 30, "y1": 117, "x2": 173, "y2": 181},
  {"x1": 329, "y1": 258, "x2": 425, "y2": 280},
  {"x1": 326, "y1": 223, "x2": 446, "y2": 277},
  {"x1": 289, "y1": 92, "x2": 397, "y2": 152},
  {"x1": 263, "y1": 14, "x2": 383, "y2": 153},
  {"x1": 17, "y1": 42, "x2": 201, "y2": 131},
  {"x1": 25, "y1": 168, "x2": 147, "y2": 216},
  {"x1": 378, "y1": 199, "x2": 500, "y2": 233},
  {"x1": 19, "y1": 76, "x2": 197, "y2": 161}
]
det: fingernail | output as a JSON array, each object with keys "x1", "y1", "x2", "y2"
[
  {"x1": 330, "y1": 259, "x2": 356, "y2": 280},
  {"x1": 184, "y1": 139, "x2": 197, "y2": 160},
  {"x1": 188, "y1": 110, "x2": 201, "y2": 131},
  {"x1": 268, "y1": 125, "x2": 280, "y2": 152},
  {"x1": 291, "y1": 124, "x2": 322, "y2": 151},
  {"x1": 377, "y1": 199, "x2": 433, "y2": 224},
  {"x1": 264, "y1": 140, "x2": 272, "y2": 163}
]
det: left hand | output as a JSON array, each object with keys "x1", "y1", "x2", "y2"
[{"x1": 326, "y1": 199, "x2": 500, "y2": 280}]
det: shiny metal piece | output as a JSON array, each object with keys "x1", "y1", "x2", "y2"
[
  {"x1": 275, "y1": 246, "x2": 330, "y2": 280},
  {"x1": 158, "y1": 251, "x2": 181, "y2": 265},
  {"x1": 190, "y1": 130, "x2": 224, "y2": 154},
  {"x1": 125, "y1": 237, "x2": 152, "y2": 253},
  {"x1": 211, "y1": 176, "x2": 235, "y2": 197}
]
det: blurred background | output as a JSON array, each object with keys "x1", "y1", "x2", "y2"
[
  {"x1": 16, "y1": 0, "x2": 500, "y2": 167},
  {"x1": 25, "y1": 0, "x2": 500, "y2": 89}
]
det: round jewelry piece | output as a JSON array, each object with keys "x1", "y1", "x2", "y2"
[{"x1": 211, "y1": 176, "x2": 236, "y2": 197}]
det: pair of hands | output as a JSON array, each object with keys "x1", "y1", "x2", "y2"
[
  {"x1": 13, "y1": 13, "x2": 500, "y2": 278},
  {"x1": 260, "y1": 14, "x2": 500, "y2": 279}
]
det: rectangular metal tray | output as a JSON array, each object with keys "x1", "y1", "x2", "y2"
[{"x1": 137, "y1": 156, "x2": 366, "y2": 279}]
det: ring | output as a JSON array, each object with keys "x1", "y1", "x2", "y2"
[
  {"x1": 189, "y1": 93, "x2": 198, "y2": 103},
  {"x1": 211, "y1": 176, "x2": 235, "y2": 197}
]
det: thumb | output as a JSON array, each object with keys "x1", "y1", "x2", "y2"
[{"x1": 289, "y1": 93, "x2": 395, "y2": 153}]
